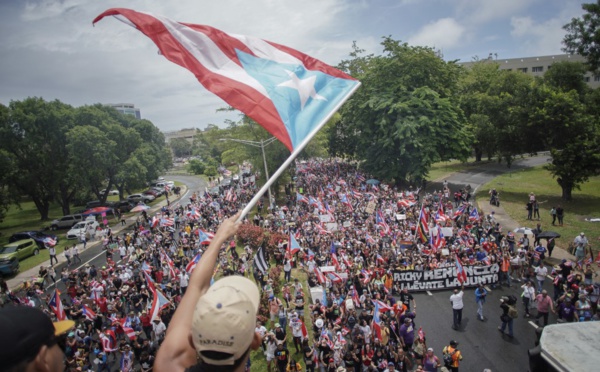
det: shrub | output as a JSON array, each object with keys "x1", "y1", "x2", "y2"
[{"x1": 236, "y1": 223, "x2": 265, "y2": 247}]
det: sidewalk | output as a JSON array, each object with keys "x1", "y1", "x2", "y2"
[{"x1": 7, "y1": 186, "x2": 188, "y2": 290}]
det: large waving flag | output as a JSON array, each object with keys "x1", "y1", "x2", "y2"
[
  {"x1": 416, "y1": 207, "x2": 429, "y2": 243},
  {"x1": 93, "y1": 8, "x2": 359, "y2": 152},
  {"x1": 48, "y1": 289, "x2": 67, "y2": 321},
  {"x1": 82, "y1": 304, "x2": 97, "y2": 321},
  {"x1": 186, "y1": 252, "x2": 202, "y2": 274},
  {"x1": 455, "y1": 259, "x2": 467, "y2": 284},
  {"x1": 372, "y1": 301, "x2": 382, "y2": 340},
  {"x1": 288, "y1": 233, "x2": 302, "y2": 256},
  {"x1": 144, "y1": 272, "x2": 171, "y2": 320}
]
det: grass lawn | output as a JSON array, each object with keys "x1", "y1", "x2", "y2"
[
  {"x1": 480, "y1": 165, "x2": 600, "y2": 254},
  {"x1": 427, "y1": 158, "x2": 493, "y2": 182}
]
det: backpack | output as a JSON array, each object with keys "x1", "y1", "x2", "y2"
[
  {"x1": 508, "y1": 305, "x2": 518, "y2": 319},
  {"x1": 443, "y1": 349, "x2": 457, "y2": 366}
]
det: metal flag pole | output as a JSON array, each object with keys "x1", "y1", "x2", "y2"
[{"x1": 237, "y1": 82, "x2": 361, "y2": 222}]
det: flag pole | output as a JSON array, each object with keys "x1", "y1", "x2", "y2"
[{"x1": 237, "y1": 82, "x2": 361, "y2": 222}]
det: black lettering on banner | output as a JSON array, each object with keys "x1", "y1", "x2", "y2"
[{"x1": 392, "y1": 264, "x2": 500, "y2": 293}]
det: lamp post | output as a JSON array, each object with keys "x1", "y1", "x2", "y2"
[{"x1": 219, "y1": 136, "x2": 277, "y2": 210}]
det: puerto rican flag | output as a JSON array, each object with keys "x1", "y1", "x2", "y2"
[
  {"x1": 119, "y1": 318, "x2": 137, "y2": 340},
  {"x1": 197, "y1": 229, "x2": 214, "y2": 244},
  {"x1": 371, "y1": 302, "x2": 382, "y2": 340},
  {"x1": 356, "y1": 174, "x2": 366, "y2": 182},
  {"x1": 313, "y1": 222, "x2": 331, "y2": 235},
  {"x1": 331, "y1": 253, "x2": 341, "y2": 270},
  {"x1": 288, "y1": 233, "x2": 302, "y2": 256},
  {"x1": 100, "y1": 330, "x2": 118, "y2": 352},
  {"x1": 351, "y1": 189, "x2": 362, "y2": 199},
  {"x1": 453, "y1": 204, "x2": 466, "y2": 218},
  {"x1": 314, "y1": 267, "x2": 326, "y2": 284},
  {"x1": 327, "y1": 272, "x2": 343, "y2": 284},
  {"x1": 376, "y1": 211, "x2": 390, "y2": 234},
  {"x1": 455, "y1": 259, "x2": 467, "y2": 284},
  {"x1": 372, "y1": 300, "x2": 392, "y2": 312},
  {"x1": 361, "y1": 269, "x2": 372, "y2": 285},
  {"x1": 160, "y1": 218, "x2": 174, "y2": 227},
  {"x1": 93, "y1": 9, "x2": 359, "y2": 152},
  {"x1": 297, "y1": 193, "x2": 309, "y2": 204},
  {"x1": 81, "y1": 304, "x2": 97, "y2": 320},
  {"x1": 223, "y1": 169, "x2": 232, "y2": 177},
  {"x1": 48, "y1": 289, "x2": 67, "y2": 321},
  {"x1": 186, "y1": 252, "x2": 202, "y2": 273},
  {"x1": 144, "y1": 272, "x2": 171, "y2": 321},
  {"x1": 468, "y1": 207, "x2": 480, "y2": 222},
  {"x1": 300, "y1": 318, "x2": 309, "y2": 340},
  {"x1": 365, "y1": 233, "x2": 376, "y2": 245},
  {"x1": 43, "y1": 237, "x2": 57, "y2": 247}
]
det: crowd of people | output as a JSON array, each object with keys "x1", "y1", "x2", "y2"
[{"x1": 1, "y1": 158, "x2": 599, "y2": 372}]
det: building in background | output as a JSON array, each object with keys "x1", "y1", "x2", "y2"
[
  {"x1": 107, "y1": 103, "x2": 141, "y2": 119},
  {"x1": 163, "y1": 128, "x2": 200, "y2": 144},
  {"x1": 459, "y1": 54, "x2": 600, "y2": 89}
]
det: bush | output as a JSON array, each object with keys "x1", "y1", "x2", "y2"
[
  {"x1": 236, "y1": 223, "x2": 265, "y2": 247},
  {"x1": 266, "y1": 232, "x2": 287, "y2": 253}
]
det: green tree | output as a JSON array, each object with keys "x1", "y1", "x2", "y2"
[
  {"x1": 0, "y1": 98, "x2": 76, "y2": 219},
  {"x1": 543, "y1": 61, "x2": 589, "y2": 96},
  {"x1": 187, "y1": 159, "x2": 206, "y2": 175},
  {"x1": 563, "y1": 0, "x2": 600, "y2": 72},
  {"x1": 335, "y1": 38, "x2": 472, "y2": 185},
  {"x1": 170, "y1": 138, "x2": 193, "y2": 158}
]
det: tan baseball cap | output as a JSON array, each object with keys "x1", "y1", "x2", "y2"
[{"x1": 191, "y1": 276, "x2": 260, "y2": 365}]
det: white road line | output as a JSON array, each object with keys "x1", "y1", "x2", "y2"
[
  {"x1": 485, "y1": 286, "x2": 492, "y2": 292},
  {"x1": 528, "y1": 321, "x2": 539, "y2": 329},
  {"x1": 546, "y1": 275, "x2": 553, "y2": 280},
  {"x1": 426, "y1": 291, "x2": 433, "y2": 296}
]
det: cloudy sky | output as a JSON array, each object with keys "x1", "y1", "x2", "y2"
[{"x1": 0, "y1": 0, "x2": 586, "y2": 132}]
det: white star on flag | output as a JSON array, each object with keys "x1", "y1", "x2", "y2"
[{"x1": 278, "y1": 70, "x2": 327, "y2": 109}]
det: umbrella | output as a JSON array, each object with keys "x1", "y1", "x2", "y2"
[
  {"x1": 513, "y1": 227, "x2": 533, "y2": 235},
  {"x1": 83, "y1": 206, "x2": 112, "y2": 215},
  {"x1": 366, "y1": 179, "x2": 380, "y2": 185},
  {"x1": 131, "y1": 204, "x2": 150, "y2": 212},
  {"x1": 537, "y1": 231, "x2": 561, "y2": 239}
]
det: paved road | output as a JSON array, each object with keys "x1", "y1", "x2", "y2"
[{"x1": 422, "y1": 155, "x2": 552, "y2": 371}]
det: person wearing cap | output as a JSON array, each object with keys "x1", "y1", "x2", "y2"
[
  {"x1": 0, "y1": 306, "x2": 75, "y2": 372},
  {"x1": 573, "y1": 232, "x2": 588, "y2": 262},
  {"x1": 422, "y1": 348, "x2": 441, "y2": 372},
  {"x1": 474, "y1": 283, "x2": 487, "y2": 321},
  {"x1": 442, "y1": 340, "x2": 462, "y2": 372},
  {"x1": 155, "y1": 212, "x2": 263, "y2": 372},
  {"x1": 274, "y1": 342, "x2": 289, "y2": 372}
]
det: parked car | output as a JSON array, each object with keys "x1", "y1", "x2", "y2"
[
  {"x1": 0, "y1": 239, "x2": 40, "y2": 263},
  {"x1": 99, "y1": 189, "x2": 119, "y2": 196},
  {"x1": 143, "y1": 189, "x2": 162, "y2": 197},
  {"x1": 165, "y1": 181, "x2": 175, "y2": 188},
  {"x1": 66, "y1": 219, "x2": 99, "y2": 240},
  {"x1": 85, "y1": 200, "x2": 110, "y2": 209},
  {"x1": 127, "y1": 193, "x2": 155, "y2": 203},
  {"x1": 50, "y1": 214, "x2": 84, "y2": 230},
  {"x1": 220, "y1": 178, "x2": 232, "y2": 187},
  {"x1": 9, "y1": 231, "x2": 58, "y2": 249},
  {"x1": 0, "y1": 255, "x2": 18, "y2": 276},
  {"x1": 107, "y1": 200, "x2": 136, "y2": 213},
  {"x1": 151, "y1": 187, "x2": 165, "y2": 195}
]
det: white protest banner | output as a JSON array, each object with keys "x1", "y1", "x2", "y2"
[
  {"x1": 396, "y1": 214, "x2": 406, "y2": 221},
  {"x1": 343, "y1": 221, "x2": 352, "y2": 228},
  {"x1": 319, "y1": 214, "x2": 333, "y2": 223},
  {"x1": 441, "y1": 227, "x2": 454, "y2": 237},
  {"x1": 325, "y1": 222, "x2": 338, "y2": 231}
]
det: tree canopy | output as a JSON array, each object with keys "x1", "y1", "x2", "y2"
[{"x1": 563, "y1": 0, "x2": 600, "y2": 72}]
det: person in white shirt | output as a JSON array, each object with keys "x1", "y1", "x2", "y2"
[
  {"x1": 534, "y1": 262, "x2": 548, "y2": 294},
  {"x1": 152, "y1": 317, "x2": 166, "y2": 342},
  {"x1": 521, "y1": 281, "x2": 536, "y2": 317},
  {"x1": 119, "y1": 245, "x2": 127, "y2": 260},
  {"x1": 449, "y1": 285, "x2": 465, "y2": 330},
  {"x1": 72, "y1": 245, "x2": 82, "y2": 264},
  {"x1": 179, "y1": 271, "x2": 189, "y2": 293}
]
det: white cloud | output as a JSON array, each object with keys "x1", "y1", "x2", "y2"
[
  {"x1": 457, "y1": 0, "x2": 538, "y2": 24},
  {"x1": 408, "y1": 18, "x2": 465, "y2": 50}
]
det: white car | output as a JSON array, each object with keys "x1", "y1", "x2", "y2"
[
  {"x1": 100, "y1": 189, "x2": 119, "y2": 196},
  {"x1": 127, "y1": 193, "x2": 155, "y2": 203},
  {"x1": 66, "y1": 219, "x2": 99, "y2": 240}
]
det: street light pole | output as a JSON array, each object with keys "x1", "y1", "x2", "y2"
[{"x1": 219, "y1": 136, "x2": 277, "y2": 210}]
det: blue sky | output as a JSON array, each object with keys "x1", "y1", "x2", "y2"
[{"x1": 0, "y1": 0, "x2": 587, "y2": 132}]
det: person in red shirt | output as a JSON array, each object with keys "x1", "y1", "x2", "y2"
[
  {"x1": 140, "y1": 310, "x2": 153, "y2": 339},
  {"x1": 155, "y1": 270, "x2": 164, "y2": 284},
  {"x1": 97, "y1": 297, "x2": 108, "y2": 314}
]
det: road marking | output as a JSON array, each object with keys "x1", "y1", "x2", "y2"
[
  {"x1": 426, "y1": 290, "x2": 433, "y2": 296},
  {"x1": 528, "y1": 321, "x2": 539, "y2": 329},
  {"x1": 546, "y1": 275, "x2": 553, "y2": 280},
  {"x1": 485, "y1": 286, "x2": 492, "y2": 292}
]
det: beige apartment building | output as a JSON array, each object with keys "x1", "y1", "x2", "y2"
[{"x1": 459, "y1": 54, "x2": 600, "y2": 89}]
